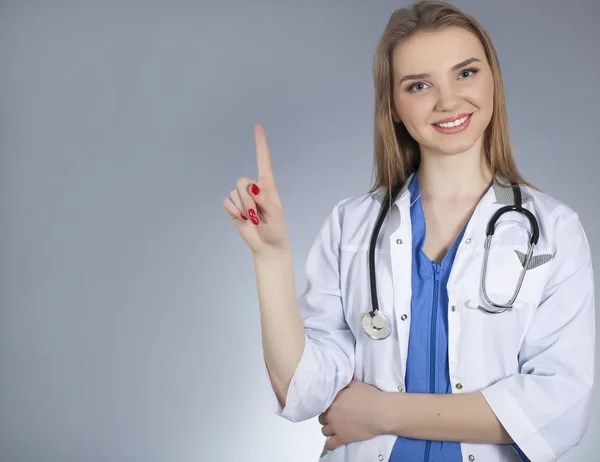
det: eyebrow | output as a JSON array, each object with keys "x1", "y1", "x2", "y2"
[{"x1": 398, "y1": 57, "x2": 482, "y2": 84}]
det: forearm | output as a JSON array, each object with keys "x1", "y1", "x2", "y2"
[
  {"x1": 381, "y1": 391, "x2": 513, "y2": 444},
  {"x1": 253, "y1": 248, "x2": 305, "y2": 407}
]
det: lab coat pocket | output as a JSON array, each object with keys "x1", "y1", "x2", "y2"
[
  {"x1": 458, "y1": 244, "x2": 553, "y2": 371},
  {"x1": 469, "y1": 245, "x2": 552, "y2": 313},
  {"x1": 480, "y1": 246, "x2": 528, "y2": 309}
]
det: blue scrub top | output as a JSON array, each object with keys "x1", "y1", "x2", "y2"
[
  {"x1": 388, "y1": 174, "x2": 530, "y2": 462},
  {"x1": 388, "y1": 174, "x2": 464, "y2": 462}
]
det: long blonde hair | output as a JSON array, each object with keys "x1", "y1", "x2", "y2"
[{"x1": 369, "y1": 0, "x2": 532, "y2": 203}]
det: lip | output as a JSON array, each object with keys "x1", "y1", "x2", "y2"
[
  {"x1": 431, "y1": 113, "x2": 473, "y2": 135},
  {"x1": 431, "y1": 112, "x2": 472, "y2": 125}
]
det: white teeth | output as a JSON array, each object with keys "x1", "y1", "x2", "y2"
[{"x1": 434, "y1": 115, "x2": 469, "y2": 128}]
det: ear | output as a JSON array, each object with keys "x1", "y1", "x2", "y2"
[{"x1": 391, "y1": 107, "x2": 401, "y2": 123}]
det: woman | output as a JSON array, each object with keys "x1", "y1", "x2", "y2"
[{"x1": 222, "y1": 1, "x2": 595, "y2": 461}]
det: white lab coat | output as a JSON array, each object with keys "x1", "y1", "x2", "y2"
[{"x1": 267, "y1": 174, "x2": 595, "y2": 462}]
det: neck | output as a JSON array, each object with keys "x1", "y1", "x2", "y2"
[{"x1": 417, "y1": 145, "x2": 493, "y2": 201}]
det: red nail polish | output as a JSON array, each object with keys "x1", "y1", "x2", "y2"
[
  {"x1": 240, "y1": 213, "x2": 248, "y2": 220},
  {"x1": 251, "y1": 184, "x2": 260, "y2": 195},
  {"x1": 251, "y1": 216, "x2": 259, "y2": 225},
  {"x1": 248, "y1": 208, "x2": 256, "y2": 218}
]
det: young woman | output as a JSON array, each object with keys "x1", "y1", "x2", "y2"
[{"x1": 222, "y1": 1, "x2": 595, "y2": 461}]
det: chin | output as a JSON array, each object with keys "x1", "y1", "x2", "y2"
[
  {"x1": 438, "y1": 140, "x2": 480, "y2": 155},
  {"x1": 428, "y1": 124, "x2": 487, "y2": 156},
  {"x1": 420, "y1": 137, "x2": 481, "y2": 156}
]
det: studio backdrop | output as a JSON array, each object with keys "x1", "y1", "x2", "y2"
[{"x1": 0, "y1": 0, "x2": 598, "y2": 461}]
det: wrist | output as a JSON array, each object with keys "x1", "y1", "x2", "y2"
[
  {"x1": 378, "y1": 392, "x2": 404, "y2": 435},
  {"x1": 253, "y1": 245, "x2": 292, "y2": 262}
]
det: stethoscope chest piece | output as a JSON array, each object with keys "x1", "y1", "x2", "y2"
[{"x1": 361, "y1": 311, "x2": 391, "y2": 340}]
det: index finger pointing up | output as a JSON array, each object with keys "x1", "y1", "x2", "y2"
[{"x1": 254, "y1": 124, "x2": 275, "y2": 186}]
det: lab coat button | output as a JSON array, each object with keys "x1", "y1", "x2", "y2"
[
  {"x1": 378, "y1": 455, "x2": 384, "y2": 461},
  {"x1": 451, "y1": 305, "x2": 456, "y2": 312},
  {"x1": 468, "y1": 455, "x2": 475, "y2": 461},
  {"x1": 400, "y1": 314, "x2": 408, "y2": 321},
  {"x1": 397, "y1": 385, "x2": 404, "y2": 392},
  {"x1": 396, "y1": 238, "x2": 403, "y2": 245},
  {"x1": 455, "y1": 382, "x2": 463, "y2": 390},
  {"x1": 465, "y1": 238, "x2": 472, "y2": 244}
]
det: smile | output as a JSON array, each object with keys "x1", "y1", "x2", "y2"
[
  {"x1": 431, "y1": 113, "x2": 473, "y2": 135},
  {"x1": 433, "y1": 114, "x2": 469, "y2": 128}
]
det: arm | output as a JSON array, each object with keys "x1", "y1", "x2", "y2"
[
  {"x1": 254, "y1": 247, "x2": 305, "y2": 408},
  {"x1": 258, "y1": 201, "x2": 356, "y2": 421},
  {"x1": 379, "y1": 391, "x2": 513, "y2": 444}
]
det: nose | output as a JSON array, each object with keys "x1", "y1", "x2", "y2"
[{"x1": 434, "y1": 84, "x2": 460, "y2": 112}]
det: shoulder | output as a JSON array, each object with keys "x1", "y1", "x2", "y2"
[
  {"x1": 312, "y1": 188, "x2": 386, "y2": 253},
  {"x1": 522, "y1": 185, "x2": 591, "y2": 261},
  {"x1": 328, "y1": 187, "x2": 384, "y2": 228},
  {"x1": 523, "y1": 185, "x2": 584, "y2": 230}
]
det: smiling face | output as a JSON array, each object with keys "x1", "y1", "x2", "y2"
[{"x1": 392, "y1": 26, "x2": 494, "y2": 158}]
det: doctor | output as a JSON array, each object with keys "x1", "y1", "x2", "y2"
[{"x1": 222, "y1": 1, "x2": 595, "y2": 461}]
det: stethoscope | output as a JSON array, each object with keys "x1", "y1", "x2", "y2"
[{"x1": 362, "y1": 179, "x2": 540, "y2": 340}]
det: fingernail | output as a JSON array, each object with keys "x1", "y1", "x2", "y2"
[
  {"x1": 240, "y1": 213, "x2": 248, "y2": 220},
  {"x1": 248, "y1": 208, "x2": 256, "y2": 218},
  {"x1": 251, "y1": 184, "x2": 260, "y2": 195},
  {"x1": 251, "y1": 216, "x2": 259, "y2": 225}
]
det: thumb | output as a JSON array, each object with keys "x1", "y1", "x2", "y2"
[{"x1": 324, "y1": 435, "x2": 343, "y2": 451}]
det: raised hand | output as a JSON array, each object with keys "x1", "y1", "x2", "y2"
[{"x1": 223, "y1": 124, "x2": 291, "y2": 256}]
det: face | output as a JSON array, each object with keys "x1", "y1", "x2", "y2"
[{"x1": 391, "y1": 26, "x2": 494, "y2": 157}]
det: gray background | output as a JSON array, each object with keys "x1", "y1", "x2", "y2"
[{"x1": 0, "y1": 0, "x2": 598, "y2": 461}]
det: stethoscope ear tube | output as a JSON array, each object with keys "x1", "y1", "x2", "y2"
[
  {"x1": 485, "y1": 206, "x2": 539, "y2": 246},
  {"x1": 485, "y1": 182, "x2": 539, "y2": 245},
  {"x1": 364, "y1": 182, "x2": 404, "y2": 340},
  {"x1": 368, "y1": 181, "x2": 404, "y2": 318},
  {"x1": 480, "y1": 182, "x2": 540, "y2": 313}
]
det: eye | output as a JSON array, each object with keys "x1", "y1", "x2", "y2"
[
  {"x1": 407, "y1": 82, "x2": 429, "y2": 93},
  {"x1": 459, "y1": 68, "x2": 479, "y2": 79},
  {"x1": 406, "y1": 68, "x2": 480, "y2": 93}
]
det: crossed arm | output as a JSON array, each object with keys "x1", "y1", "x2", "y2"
[{"x1": 319, "y1": 380, "x2": 512, "y2": 452}]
